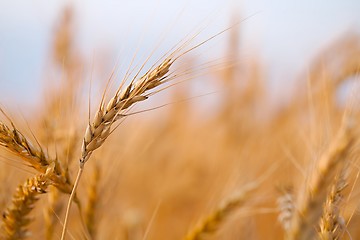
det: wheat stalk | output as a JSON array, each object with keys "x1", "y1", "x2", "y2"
[
  {"x1": 0, "y1": 164, "x2": 54, "y2": 240},
  {"x1": 85, "y1": 165, "x2": 101, "y2": 238},
  {"x1": 286, "y1": 120, "x2": 354, "y2": 240},
  {"x1": 43, "y1": 186, "x2": 64, "y2": 240}
]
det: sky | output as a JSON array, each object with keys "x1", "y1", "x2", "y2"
[{"x1": 0, "y1": 0, "x2": 359, "y2": 108}]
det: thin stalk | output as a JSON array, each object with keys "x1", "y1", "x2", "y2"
[{"x1": 61, "y1": 164, "x2": 84, "y2": 240}]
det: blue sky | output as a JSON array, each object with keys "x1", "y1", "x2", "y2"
[{"x1": 0, "y1": 0, "x2": 359, "y2": 107}]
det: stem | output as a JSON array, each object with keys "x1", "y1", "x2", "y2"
[{"x1": 61, "y1": 163, "x2": 84, "y2": 240}]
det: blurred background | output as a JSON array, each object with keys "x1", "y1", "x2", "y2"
[
  {"x1": 1, "y1": 1, "x2": 360, "y2": 240},
  {"x1": 1, "y1": 0, "x2": 360, "y2": 107}
]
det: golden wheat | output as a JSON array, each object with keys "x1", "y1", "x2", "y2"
[
  {"x1": 0, "y1": 164, "x2": 54, "y2": 240},
  {"x1": 1, "y1": 6, "x2": 360, "y2": 240},
  {"x1": 287, "y1": 120, "x2": 354, "y2": 240},
  {"x1": 60, "y1": 55, "x2": 176, "y2": 239},
  {"x1": 319, "y1": 168, "x2": 348, "y2": 240},
  {"x1": 183, "y1": 183, "x2": 258, "y2": 240},
  {"x1": 0, "y1": 120, "x2": 72, "y2": 194}
]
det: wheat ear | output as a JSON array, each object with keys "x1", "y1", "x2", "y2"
[
  {"x1": 183, "y1": 182, "x2": 258, "y2": 240},
  {"x1": 60, "y1": 22, "x2": 237, "y2": 238},
  {"x1": 0, "y1": 121, "x2": 72, "y2": 194},
  {"x1": 287, "y1": 120, "x2": 354, "y2": 240},
  {"x1": 319, "y1": 168, "x2": 347, "y2": 240},
  {"x1": 60, "y1": 56, "x2": 174, "y2": 240},
  {"x1": 0, "y1": 164, "x2": 54, "y2": 240}
]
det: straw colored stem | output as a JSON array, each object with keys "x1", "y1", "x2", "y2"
[
  {"x1": 61, "y1": 165, "x2": 84, "y2": 240},
  {"x1": 85, "y1": 165, "x2": 100, "y2": 238}
]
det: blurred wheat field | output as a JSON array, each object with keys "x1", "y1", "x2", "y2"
[{"x1": 1, "y1": 6, "x2": 360, "y2": 240}]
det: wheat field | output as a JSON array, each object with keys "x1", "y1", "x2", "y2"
[{"x1": 1, "y1": 5, "x2": 360, "y2": 240}]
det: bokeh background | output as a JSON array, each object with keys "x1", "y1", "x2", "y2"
[
  {"x1": 1, "y1": 1, "x2": 360, "y2": 240},
  {"x1": 1, "y1": 0, "x2": 360, "y2": 106}
]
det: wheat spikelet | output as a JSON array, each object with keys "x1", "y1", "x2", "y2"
[
  {"x1": 287, "y1": 120, "x2": 354, "y2": 240},
  {"x1": 319, "y1": 169, "x2": 347, "y2": 240},
  {"x1": 0, "y1": 120, "x2": 72, "y2": 194},
  {"x1": 183, "y1": 183, "x2": 257, "y2": 240},
  {"x1": 0, "y1": 164, "x2": 54, "y2": 240},
  {"x1": 277, "y1": 187, "x2": 294, "y2": 231}
]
